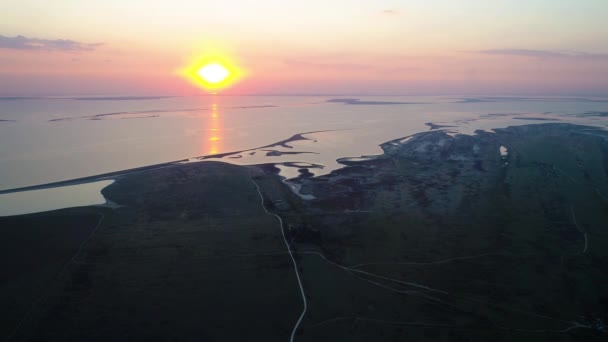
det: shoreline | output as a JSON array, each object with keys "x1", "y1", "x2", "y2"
[
  {"x1": 0, "y1": 129, "x2": 340, "y2": 195},
  {"x1": 1, "y1": 122, "x2": 605, "y2": 196}
]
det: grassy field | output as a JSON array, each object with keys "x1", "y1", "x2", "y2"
[
  {"x1": 273, "y1": 124, "x2": 608, "y2": 341},
  {"x1": 0, "y1": 208, "x2": 106, "y2": 340},
  {"x1": 1, "y1": 162, "x2": 301, "y2": 341}
]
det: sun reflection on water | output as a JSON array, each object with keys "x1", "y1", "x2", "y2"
[{"x1": 205, "y1": 98, "x2": 222, "y2": 155}]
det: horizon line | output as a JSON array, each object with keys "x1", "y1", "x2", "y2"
[{"x1": 2, "y1": 93, "x2": 608, "y2": 99}]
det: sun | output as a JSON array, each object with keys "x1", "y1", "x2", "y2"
[
  {"x1": 179, "y1": 52, "x2": 244, "y2": 92},
  {"x1": 197, "y1": 63, "x2": 230, "y2": 84}
]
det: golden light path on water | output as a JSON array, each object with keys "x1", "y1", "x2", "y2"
[{"x1": 205, "y1": 100, "x2": 222, "y2": 155}]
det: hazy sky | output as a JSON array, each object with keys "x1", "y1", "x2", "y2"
[{"x1": 1, "y1": 0, "x2": 607, "y2": 95}]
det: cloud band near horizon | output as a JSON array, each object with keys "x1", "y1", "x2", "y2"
[
  {"x1": 0, "y1": 35, "x2": 102, "y2": 52},
  {"x1": 477, "y1": 49, "x2": 608, "y2": 59}
]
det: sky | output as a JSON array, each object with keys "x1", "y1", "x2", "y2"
[{"x1": 1, "y1": 0, "x2": 607, "y2": 96}]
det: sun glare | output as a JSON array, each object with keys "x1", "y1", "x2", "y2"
[
  {"x1": 180, "y1": 53, "x2": 244, "y2": 92},
  {"x1": 197, "y1": 63, "x2": 229, "y2": 84}
]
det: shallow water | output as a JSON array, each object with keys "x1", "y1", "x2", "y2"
[
  {"x1": 1, "y1": 95, "x2": 607, "y2": 191},
  {"x1": 500, "y1": 146, "x2": 509, "y2": 157},
  {"x1": 0, "y1": 180, "x2": 114, "y2": 216}
]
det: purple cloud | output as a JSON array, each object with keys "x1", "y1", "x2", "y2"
[
  {"x1": 0, "y1": 35, "x2": 102, "y2": 52},
  {"x1": 477, "y1": 49, "x2": 608, "y2": 59}
]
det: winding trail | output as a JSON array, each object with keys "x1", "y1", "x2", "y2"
[
  {"x1": 295, "y1": 250, "x2": 594, "y2": 334},
  {"x1": 299, "y1": 251, "x2": 449, "y2": 295},
  {"x1": 248, "y1": 179, "x2": 597, "y2": 336},
  {"x1": 349, "y1": 253, "x2": 502, "y2": 269},
  {"x1": 570, "y1": 205, "x2": 588, "y2": 254},
  {"x1": 310, "y1": 316, "x2": 458, "y2": 329},
  {"x1": 251, "y1": 179, "x2": 307, "y2": 342}
]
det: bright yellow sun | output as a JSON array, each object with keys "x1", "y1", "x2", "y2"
[
  {"x1": 197, "y1": 63, "x2": 230, "y2": 84},
  {"x1": 180, "y1": 52, "x2": 244, "y2": 92}
]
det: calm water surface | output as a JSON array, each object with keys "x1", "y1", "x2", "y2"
[{"x1": 1, "y1": 95, "x2": 607, "y2": 192}]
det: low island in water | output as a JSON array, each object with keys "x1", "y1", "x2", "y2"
[{"x1": 1, "y1": 123, "x2": 607, "y2": 341}]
